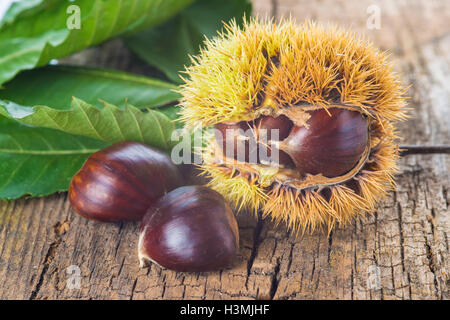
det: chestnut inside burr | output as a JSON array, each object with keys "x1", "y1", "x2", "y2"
[
  {"x1": 214, "y1": 115, "x2": 295, "y2": 167},
  {"x1": 214, "y1": 107, "x2": 369, "y2": 179}
]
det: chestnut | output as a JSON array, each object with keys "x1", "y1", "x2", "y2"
[
  {"x1": 138, "y1": 186, "x2": 239, "y2": 272},
  {"x1": 214, "y1": 121, "x2": 258, "y2": 163},
  {"x1": 69, "y1": 141, "x2": 183, "y2": 222},
  {"x1": 255, "y1": 115, "x2": 295, "y2": 167},
  {"x1": 279, "y1": 108, "x2": 368, "y2": 177},
  {"x1": 215, "y1": 108, "x2": 368, "y2": 177},
  {"x1": 256, "y1": 114, "x2": 293, "y2": 141}
]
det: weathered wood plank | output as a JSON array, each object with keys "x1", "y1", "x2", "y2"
[{"x1": 0, "y1": 0, "x2": 448, "y2": 299}]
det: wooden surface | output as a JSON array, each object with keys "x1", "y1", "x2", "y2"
[{"x1": 0, "y1": 0, "x2": 449, "y2": 300}]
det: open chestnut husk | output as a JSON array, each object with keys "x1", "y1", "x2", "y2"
[
  {"x1": 179, "y1": 19, "x2": 407, "y2": 232},
  {"x1": 138, "y1": 185, "x2": 239, "y2": 272},
  {"x1": 69, "y1": 141, "x2": 183, "y2": 222}
]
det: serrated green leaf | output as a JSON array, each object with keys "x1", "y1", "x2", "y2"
[
  {"x1": 0, "y1": 0, "x2": 194, "y2": 86},
  {"x1": 125, "y1": 0, "x2": 252, "y2": 83},
  {"x1": 0, "y1": 65, "x2": 180, "y2": 110},
  {"x1": 0, "y1": 97, "x2": 176, "y2": 152},
  {"x1": 0, "y1": 115, "x2": 108, "y2": 200},
  {"x1": 156, "y1": 104, "x2": 181, "y2": 122}
]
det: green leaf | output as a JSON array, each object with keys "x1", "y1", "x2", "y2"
[
  {"x1": 156, "y1": 104, "x2": 181, "y2": 121},
  {"x1": 0, "y1": 115, "x2": 108, "y2": 200},
  {"x1": 125, "y1": 0, "x2": 252, "y2": 83},
  {"x1": 155, "y1": 104, "x2": 184, "y2": 129},
  {"x1": 0, "y1": 0, "x2": 194, "y2": 86},
  {"x1": 0, "y1": 97, "x2": 176, "y2": 152},
  {"x1": 0, "y1": 1, "x2": 64, "y2": 28},
  {"x1": 0, "y1": 65, "x2": 180, "y2": 110},
  {"x1": 0, "y1": 0, "x2": 45, "y2": 27}
]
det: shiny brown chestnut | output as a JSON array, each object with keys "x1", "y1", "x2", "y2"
[
  {"x1": 69, "y1": 141, "x2": 183, "y2": 222},
  {"x1": 256, "y1": 114, "x2": 293, "y2": 141},
  {"x1": 255, "y1": 115, "x2": 295, "y2": 167},
  {"x1": 278, "y1": 108, "x2": 368, "y2": 177},
  {"x1": 214, "y1": 121, "x2": 258, "y2": 163},
  {"x1": 215, "y1": 108, "x2": 368, "y2": 178},
  {"x1": 138, "y1": 185, "x2": 239, "y2": 272}
]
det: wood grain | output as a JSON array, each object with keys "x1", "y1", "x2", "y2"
[{"x1": 0, "y1": 0, "x2": 448, "y2": 300}]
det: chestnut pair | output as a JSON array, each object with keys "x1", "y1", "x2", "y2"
[{"x1": 69, "y1": 142, "x2": 239, "y2": 272}]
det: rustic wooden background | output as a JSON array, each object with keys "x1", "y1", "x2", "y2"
[{"x1": 0, "y1": 0, "x2": 448, "y2": 300}]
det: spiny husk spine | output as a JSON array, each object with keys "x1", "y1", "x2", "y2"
[{"x1": 180, "y1": 18, "x2": 407, "y2": 128}]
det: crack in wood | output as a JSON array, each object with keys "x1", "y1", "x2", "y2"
[
  {"x1": 245, "y1": 213, "x2": 265, "y2": 288},
  {"x1": 269, "y1": 259, "x2": 281, "y2": 299},
  {"x1": 424, "y1": 237, "x2": 440, "y2": 299},
  {"x1": 396, "y1": 202, "x2": 406, "y2": 273},
  {"x1": 442, "y1": 187, "x2": 449, "y2": 209},
  {"x1": 271, "y1": 0, "x2": 278, "y2": 18},
  {"x1": 129, "y1": 277, "x2": 138, "y2": 300},
  {"x1": 29, "y1": 239, "x2": 61, "y2": 300},
  {"x1": 327, "y1": 230, "x2": 333, "y2": 264}
]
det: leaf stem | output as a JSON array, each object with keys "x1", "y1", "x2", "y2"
[{"x1": 399, "y1": 145, "x2": 450, "y2": 156}]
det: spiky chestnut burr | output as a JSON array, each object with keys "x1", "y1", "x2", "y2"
[
  {"x1": 138, "y1": 186, "x2": 239, "y2": 272},
  {"x1": 69, "y1": 141, "x2": 183, "y2": 222},
  {"x1": 179, "y1": 19, "x2": 408, "y2": 232}
]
